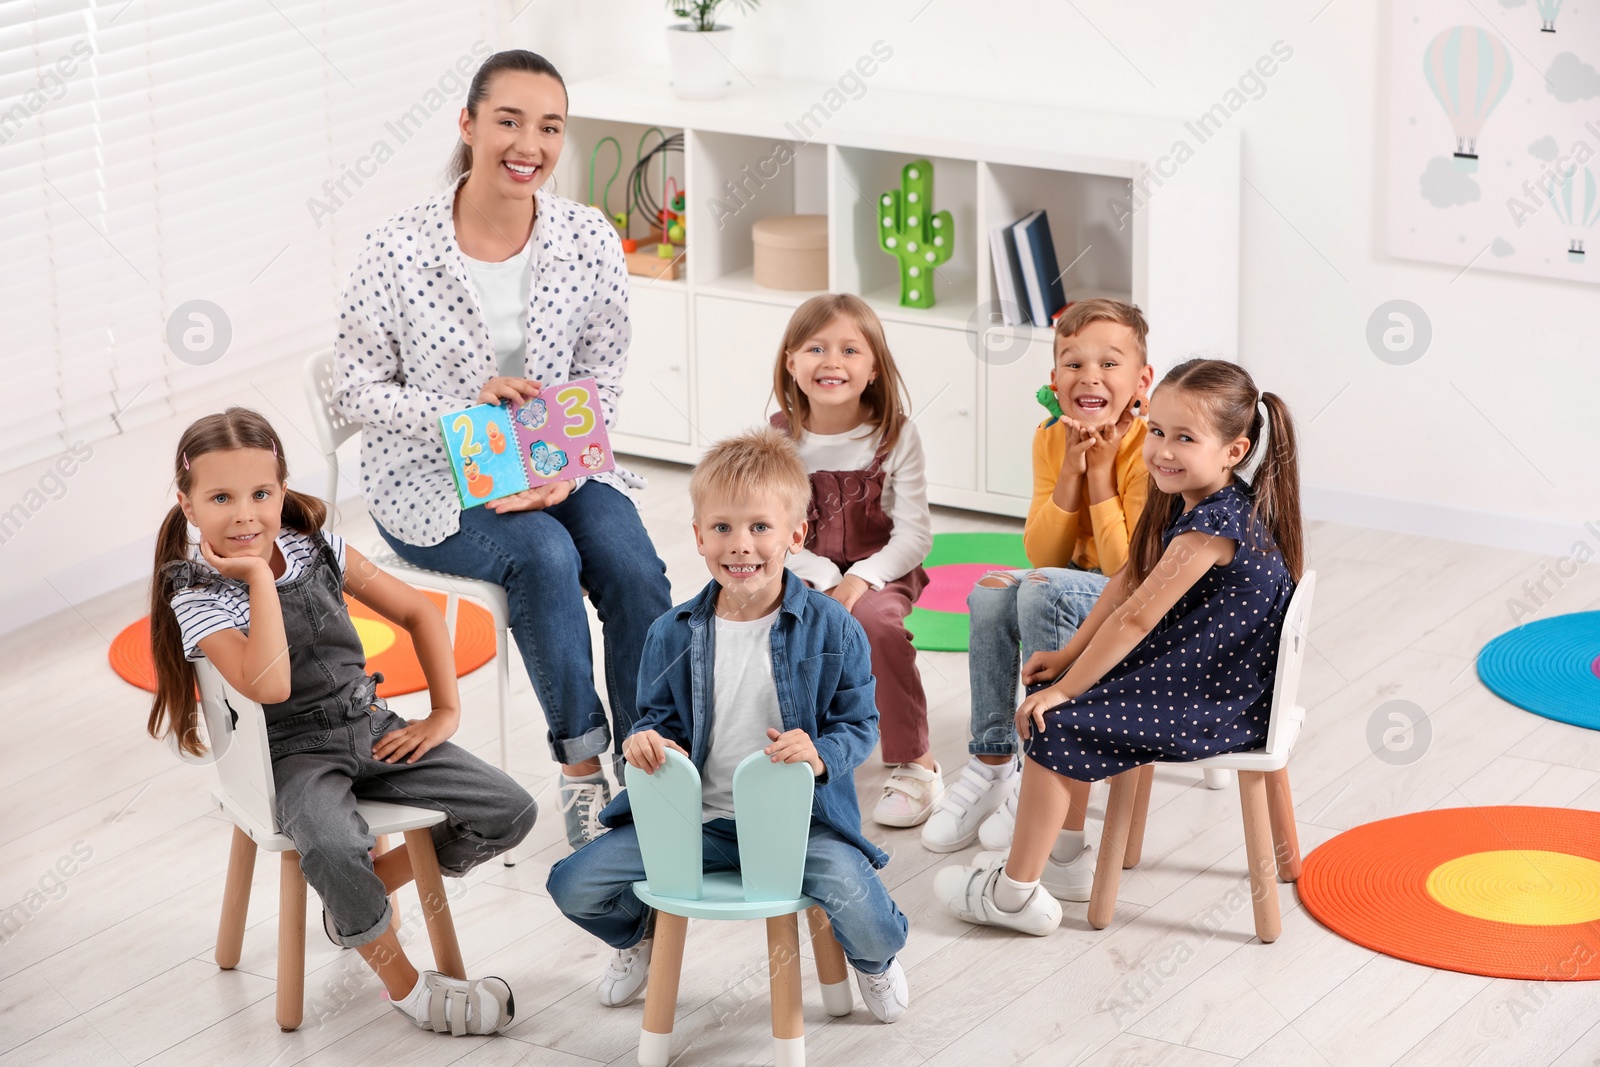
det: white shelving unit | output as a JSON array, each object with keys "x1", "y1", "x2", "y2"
[{"x1": 559, "y1": 69, "x2": 1239, "y2": 518}]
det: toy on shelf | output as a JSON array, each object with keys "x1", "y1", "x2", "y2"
[
  {"x1": 589, "y1": 136, "x2": 626, "y2": 232},
  {"x1": 617, "y1": 127, "x2": 687, "y2": 280},
  {"x1": 877, "y1": 158, "x2": 953, "y2": 309}
]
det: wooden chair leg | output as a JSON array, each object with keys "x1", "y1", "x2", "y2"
[
  {"x1": 277, "y1": 851, "x2": 306, "y2": 1031},
  {"x1": 1237, "y1": 771, "x2": 1282, "y2": 943},
  {"x1": 1123, "y1": 764, "x2": 1155, "y2": 869},
  {"x1": 404, "y1": 828, "x2": 465, "y2": 980},
  {"x1": 216, "y1": 826, "x2": 256, "y2": 970},
  {"x1": 639, "y1": 911, "x2": 688, "y2": 1067},
  {"x1": 1265, "y1": 767, "x2": 1303, "y2": 882},
  {"x1": 1088, "y1": 767, "x2": 1141, "y2": 930},
  {"x1": 806, "y1": 906, "x2": 851, "y2": 1016},
  {"x1": 767, "y1": 913, "x2": 805, "y2": 1067}
]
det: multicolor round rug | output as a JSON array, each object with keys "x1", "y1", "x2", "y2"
[
  {"x1": 1477, "y1": 612, "x2": 1600, "y2": 731},
  {"x1": 906, "y1": 532, "x2": 1030, "y2": 652}
]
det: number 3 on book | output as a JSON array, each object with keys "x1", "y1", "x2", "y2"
[
  {"x1": 554, "y1": 385, "x2": 596, "y2": 438},
  {"x1": 450, "y1": 413, "x2": 484, "y2": 458}
]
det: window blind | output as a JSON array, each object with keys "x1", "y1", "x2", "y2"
[{"x1": 0, "y1": 0, "x2": 501, "y2": 471}]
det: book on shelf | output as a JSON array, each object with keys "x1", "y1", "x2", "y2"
[
  {"x1": 1012, "y1": 209, "x2": 1068, "y2": 328},
  {"x1": 438, "y1": 377, "x2": 615, "y2": 508},
  {"x1": 988, "y1": 222, "x2": 1029, "y2": 326}
]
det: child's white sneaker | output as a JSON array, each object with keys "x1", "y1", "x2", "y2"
[
  {"x1": 872, "y1": 762, "x2": 945, "y2": 827},
  {"x1": 393, "y1": 970, "x2": 515, "y2": 1035},
  {"x1": 854, "y1": 957, "x2": 910, "y2": 1023},
  {"x1": 597, "y1": 937, "x2": 652, "y2": 1007},
  {"x1": 977, "y1": 791, "x2": 1017, "y2": 851},
  {"x1": 920, "y1": 758, "x2": 1018, "y2": 852},
  {"x1": 934, "y1": 860, "x2": 1061, "y2": 936},
  {"x1": 973, "y1": 844, "x2": 1095, "y2": 903}
]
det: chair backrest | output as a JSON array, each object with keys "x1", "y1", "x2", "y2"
[
  {"x1": 626, "y1": 749, "x2": 706, "y2": 900},
  {"x1": 1262, "y1": 569, "x2": 1316, "y2": 757},
  {"x1": 194, "y1": 659, "x2": 282, "y2": 838},
  {"x1": 302, "y1": 349, "x2": 361, "y2": 520},
  {"x1": 625, "y1": 748, "x2": 817, "y2": 904},
  {"x1": 731, "y1": 752, "x2": 815, "y2": 902}
]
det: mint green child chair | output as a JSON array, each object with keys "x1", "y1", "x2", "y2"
[{"x1": 626, "y1": 749, "x2": 854, "y2": 1067}]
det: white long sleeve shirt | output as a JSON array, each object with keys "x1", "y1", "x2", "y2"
[
  {"x1": 786, "y1": 420, "x2": 933, "y2": 591},
  {"x1": 331, "y1": 177, "x2": 641, "y2": 547}
]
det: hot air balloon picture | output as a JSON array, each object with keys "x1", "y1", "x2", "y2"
[
  {"x1": 1545, "y1": 165, "x2": 1599, "y2": 263},
  {"x1": 1423, "y1": 26, "x2": 1513, "y2": 171},
  {"x1": 1537, "y1": 0, "x2": 1561, "y2": 32}
]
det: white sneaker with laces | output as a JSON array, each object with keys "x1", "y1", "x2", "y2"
[
  {"x1": 973, "y1": 843, "x2": 1096, "y2": 902},
  {"x1": 872, "y1": 762, "x2": 945, "y2": 827},
  {"x1": 558, "y1": 773, "x2": 612, "y2": 850},
  {"x1": 934, "y1": 859, "x2": 1061, "y2": 936},
  {"x1": 597, "y1": 937, "x2": 652, "y2": 1007},
  {"x1": 977, "y1": 790, "x2": 1017, "y2": 851},
  {"x1": 854, "y1": 957, "x2": 910, "y2": 1023},
  {"x1": 920, "y1": 758, "x2": 1017, "y2": 852}
]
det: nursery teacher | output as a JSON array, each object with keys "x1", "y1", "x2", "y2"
[{"x1": 332, "y1": 49, "x2": 672, "y2": 851}]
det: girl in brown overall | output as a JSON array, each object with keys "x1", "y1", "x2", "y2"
[{"x1": 771, "y1": 294, "x2": 942, "y2": 828}]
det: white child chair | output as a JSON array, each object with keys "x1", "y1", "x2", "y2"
[
  {"x1": 302, "y1": 350, "x2": 514, "y2": 777},
  {"x1": 1087, "y1": 570, "x2": 1317, "y2": 944},
  {"x1": 199, "y1": 659, "x2": 467, "y2": 1030}
]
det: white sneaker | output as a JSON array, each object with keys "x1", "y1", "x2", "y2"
[
  {"x1": 973, "y1": 844, "x2": 1095, "y2": 903},
  {"x1": 597, "y1": 937, "x2": 652, "y2": 1007},
  {"x1": 920, "y1": 758, "x2": 1017, "y2": 852},
  {"x1": 395, "y1": 970, "x2": 516, "y2": 1035},
  {"x1": 558, "y1": 773, "x2": 612, "y2": 850},
  {"x1": 854, "y1": 957, "x2": 910, "y2": 1023},
  {"x1": 872, "y1": 762, "x2": 945, "y2": 827},
  {"x1": 977, "y1": 791, "x2": 1017, "y2": 851},
  {"x1": 934, "y1": 860, "x2": 1061, "y2": 936}
]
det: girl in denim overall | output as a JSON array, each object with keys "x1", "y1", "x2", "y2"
[
  {"x1": 147, "y1": 408, "x2": 534, "y2": 1036},
  {"x1": 770, "y1": 294, "x2": 941, "y2": 828}
]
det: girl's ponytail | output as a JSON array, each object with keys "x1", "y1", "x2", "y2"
[
  {"x1": 149, "y1": 503, "x2": 203, "y2": 756},
  {"x1": 1251, "y1": 392, "x2": 1304, "y2": 581}
]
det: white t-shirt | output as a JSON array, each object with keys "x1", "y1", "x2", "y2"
[
  {"x1": 462, "y1": 247, "x2": 533, "y2": 379},
  {"x1": 168, "y1": 530, "x2": 346, "y2": 661},
  {"x1": 700, "y1": 607, "x2": 784, "y2": 822},
  {"x1": 785, "y1": 420, "x2": 933, "y2": 592}
]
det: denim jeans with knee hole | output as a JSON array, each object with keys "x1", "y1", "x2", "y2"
[{"x1": 965, "y1": 566, "x2": 1109, "y2": 756}]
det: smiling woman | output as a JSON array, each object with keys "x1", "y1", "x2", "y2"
[{"x1": 331, "y1": 50, "x2": 673, "y2": 852}]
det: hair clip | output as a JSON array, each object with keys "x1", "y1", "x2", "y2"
[{"x1": 181, "y1": 451, "x2": 190, "y2": 471}]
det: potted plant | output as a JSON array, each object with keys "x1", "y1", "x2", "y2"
[{"x1": 665, "y1": 0, "x2": 759, "y2": 100}]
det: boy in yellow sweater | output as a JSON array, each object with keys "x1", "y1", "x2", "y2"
[{"x1": 922, "y1": 300, "x2": 1153, "y2": 900}]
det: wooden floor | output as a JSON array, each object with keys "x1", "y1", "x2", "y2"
[{"x1": 4, "y1": 455, "x2": 1600, "y2": 1066}]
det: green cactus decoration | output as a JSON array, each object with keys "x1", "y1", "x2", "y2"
[{"x1": 877, "y1": 159, "x2": 953, "y2": 309}]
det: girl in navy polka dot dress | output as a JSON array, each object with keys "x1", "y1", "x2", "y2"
[{"x1": 938, "y1": 359, "x2": 1305, "y2": 934}]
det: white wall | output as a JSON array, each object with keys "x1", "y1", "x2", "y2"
[{"x1": 3, "y1": 0, "x2": 1594, "y2": 636}]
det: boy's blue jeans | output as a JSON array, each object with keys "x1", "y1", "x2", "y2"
[
  {"x1": 377, "y1": 480, "x2": 671, "y2": 767},
  {"x1": 546, "y1": 818, "x2": 909, "y2": 975},
  {"x1": 966, "y1": 566, "x2": 1109, "y2": 756}
]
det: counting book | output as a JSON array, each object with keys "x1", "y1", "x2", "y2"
[{"x1": 438, "y1": 377, "x2": 616, "y2": 508}]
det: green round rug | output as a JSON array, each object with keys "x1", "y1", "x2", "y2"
[{"x1": 907, "y1": 531, "x2": 1030, "y2": 652}]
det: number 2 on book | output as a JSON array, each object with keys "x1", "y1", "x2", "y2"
[
  {"x1": 554, "y1": 385, "x2": 596, "y2": 438},
  {"x1": 450, "y1": 413, "x2": 484, "y2": 458}
]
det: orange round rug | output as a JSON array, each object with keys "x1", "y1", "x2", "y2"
[
  {"x1": 1298, "y1": 806, "x2": 1600, "y2": 980},
  {"x1": 110, "y1": 591, "x2": 497, "y2": 698}
]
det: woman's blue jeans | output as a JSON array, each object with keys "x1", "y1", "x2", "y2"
[
  {"x1": 377, "y1": 481, "x2": 672, "y2": 766},
  {"x1": 966, "y1": 566, "x2": 1108, "y2": 756}
]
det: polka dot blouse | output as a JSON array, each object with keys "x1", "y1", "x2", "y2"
[
  {"x1": 331, "y1": 177, "x2": 641, "y2": 547},
  {"x1": 1028, "y1": 481, "x2": 1296, "y2": 782}
]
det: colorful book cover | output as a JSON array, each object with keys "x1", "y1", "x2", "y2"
[{"x1": 439, "y1": 377, "x2": 616, "y2": 508}]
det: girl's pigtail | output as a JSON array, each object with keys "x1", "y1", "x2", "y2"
[
  {"x1": 148, "y1": 504, "x2": 204, "y2": 756},
  {"x1": 1250, "y1": 392, "x2": 1303, "y2": 581},
  {"x1": 281, "y1": 488, "x2": 328, "y2": 535}
]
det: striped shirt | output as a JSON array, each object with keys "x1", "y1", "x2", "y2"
[{"x1": 168, "y1": 530, "x2": 346, "y2": 661}]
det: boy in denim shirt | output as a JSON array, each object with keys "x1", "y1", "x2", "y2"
[{"x1": 546, "y1": 426, "x2": 911, "y2": 1022}]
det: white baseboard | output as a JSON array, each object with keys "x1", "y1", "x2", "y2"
[{"x1": 1303, "y1": 483, "x2": 1598, "y2": 559}]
